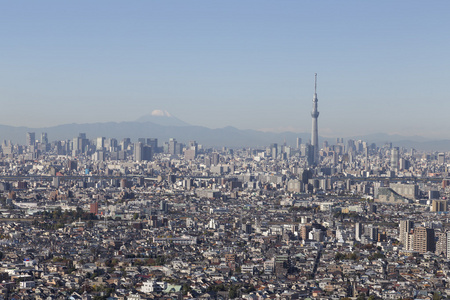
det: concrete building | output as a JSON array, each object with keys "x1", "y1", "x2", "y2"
[
  {"x1": 26, "y1": 132, "x2": 35, "y2": 146},
  {"x1": 413, "y1": 227, "x2": 435, "y2": 254},
  {"x1": 390, "y1": 183, "x2": 418, "y2": 200},
  {"x1": 431, "y1": 200, "x2": 448, "y2": 212},
  {"x1": 391, "y1": 147, "x2": 399, "y2": 171},
  {"x1": 399, "y1": 220, "x2": 413, "y2": 245}
]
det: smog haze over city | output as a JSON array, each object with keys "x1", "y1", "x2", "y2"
[{"x1": 2, "y1": 1, "x2": 450, "y2": 139}]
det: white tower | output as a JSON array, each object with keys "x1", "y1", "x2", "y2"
[{"x1": 311, "y1": 73, "x2": 319, "y2": 164}]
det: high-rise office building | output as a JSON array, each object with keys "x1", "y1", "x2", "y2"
[
  {"x1": 134, "y1": 142, "x2": 143, "y2": 162},
  {"x1": 96, "y1": 137, "x2": 105, "y2": 150},
  {"x1": 185, "y1": 141, "x2": 198, "y2": 160},
  {"x1": 169, "y1": 138, "x2": 177, "y2": 155},
  {"x1": 188, "y1": 140, "x2": 197, "y2": 150},
  {"x1": 134, "y1": 142, "x2": 153, "y2": 162},
  {"x1": 147, "y1": 138, "x2": 158, "y2": 151},
  {"x1": 185, "y1": 148, "x2": 196, "y2": 160},
  {"x1": 296, "y1": 137, "x2": 302, "y2": 149},
  {"x1": 391, "y1": 147, "x2": 399, "y2": 171},
  {"x1": 39, "y1": 132, "x2": 49, "y2": 152},
  {"x1": 300, "y1": 144, "x2": 307, "y2": 157},
  {"x1": 347, "y1": 140, "x2": 356, "y2": 154},
  {"x1": 305, "y1": 144, "x2": 314, "y2": 166},
  {"x1": 121, "y1": 138, "x2": 131, "y2": 151},
  {"x1": 143, "y1": 145, "x2": 153, "y2": 161},
  {"x1": 270, "y1": 143, "x2": 278, "y2": 159},
  {"x1": 26, "y1": 132, "x2": 35, "y2": 146},
  {"x1": 310, "y1": 73, "x2": 319, "y2": 165},
  {"x1": 212, "y1": 153, "x2": 220, "y2": 165},
  {"x1": 73, "y1": 133, "x2": 88, "y2": 154},
  {"x1": 41, "y1": 132, "x2": 48, "y2": 145}
]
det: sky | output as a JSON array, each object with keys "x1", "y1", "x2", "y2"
[{"x1": 1, "y1": 1, "x2": 450, "y2": 138}]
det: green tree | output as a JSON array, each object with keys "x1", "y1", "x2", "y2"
[
  {"x1": 433, "y1": 292, "x2": 442, "y2": 300},
  {"x1": 229, "y1": 285, "x2": 239, "y2": 299},
  {"x1": 182, "y1": 283, "x2": 192, "y2": 295},
  {"x1": 357, "y1": 293, "x2": 366, "y2": 300}
]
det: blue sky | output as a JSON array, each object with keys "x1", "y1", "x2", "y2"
[{"x1": 1, "y1": 1, "x2": 449, "y2": 138}]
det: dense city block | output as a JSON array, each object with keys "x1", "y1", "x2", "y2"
[{"x1": 0, "y1": 133, "x2": 449, "y2": 299}]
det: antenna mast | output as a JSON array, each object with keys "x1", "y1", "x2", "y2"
[{"x1": 314, "y1": 73, "x2": 317, "y2": 95}]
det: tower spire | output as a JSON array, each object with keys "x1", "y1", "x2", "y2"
[
  {"x1": 314, "y1": 73, "x2": 317, "y2": 95},
  {"x1": 310, "y1": 73, "x2": 319, "y2": 165}
]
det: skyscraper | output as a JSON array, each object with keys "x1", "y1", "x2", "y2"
[
  {"x1": 305, "y1": 144, "x2": 314, "y2": 166},
  {"x1": 41, "y1": 132, "x2": 48, "y2": 145},
  {"x1": 391, "y1": 147, "x2": 399, "y2": 171},
  {"x1": 26, "y1": 132, "x2": 35, "y2": 146},
  {"x1": 169, "y1": 138, "x2": 177, "y2": 155},
  {"x1": 134, "y1": 142, "x2": 143, "y2": 162},
  {"x1": 134, "y1": 142, "x2": 153, "y2": 162},
  {"x1": 270, "y1": 143, "x2": 278, "y2": 159},
  {"x1": 96, "y1": 137, "x2": 105, "y2": 150},
  {"x1": 310, "y1": 73, "x2": 319, "y2": 165},
  {"x1": 296, "y1": 137, "x2": 302, "y2": 149}
]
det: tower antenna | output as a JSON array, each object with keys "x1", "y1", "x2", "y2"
[{"x1": 314, "y1": 73, "x2": 317, "y2": 95}]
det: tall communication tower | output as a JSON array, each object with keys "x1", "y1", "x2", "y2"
[{"x1": 311, "y1": 73, "x2": 320, "y2": 165}]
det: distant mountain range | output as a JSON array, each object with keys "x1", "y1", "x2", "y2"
[{"x1": 0, "y1": 113, "x2": 449, "y2": 151}]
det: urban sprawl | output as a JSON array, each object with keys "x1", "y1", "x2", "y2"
[{"x1": 0, "y1": 132, "x2": 449, "y2": 300}]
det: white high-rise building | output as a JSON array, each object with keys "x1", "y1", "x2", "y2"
[
  {"x1": 355, "y1": 222, "x2": 362, "y2": 241},
  {"x1": 446, "y1": 233, "x2": 450, "y2": 258},
  {"x1": 399, "y1": 220, "x2": 413, "y2": 245},
  {"x1": 96, "y1": 137, "x2": 105, "y2": 150}
]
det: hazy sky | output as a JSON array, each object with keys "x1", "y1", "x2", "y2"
[{"x1": 1, "y1": 1, "x2": 449, "y2": 138}]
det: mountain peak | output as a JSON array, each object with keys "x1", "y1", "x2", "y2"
[
  {"x1": 136, "y1": 110, "x2": 189, "y2": 127},
  {"x1": 150, "y1": 109, "x2": 171, "y2": 117}
]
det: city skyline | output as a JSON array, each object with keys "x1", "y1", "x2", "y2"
[
  {"x1": 1, "y1": 1, "x2": 450, "y2": 138},
  {"x1": 2, "y1": 2, "x2": 450, "y2": 296}
]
